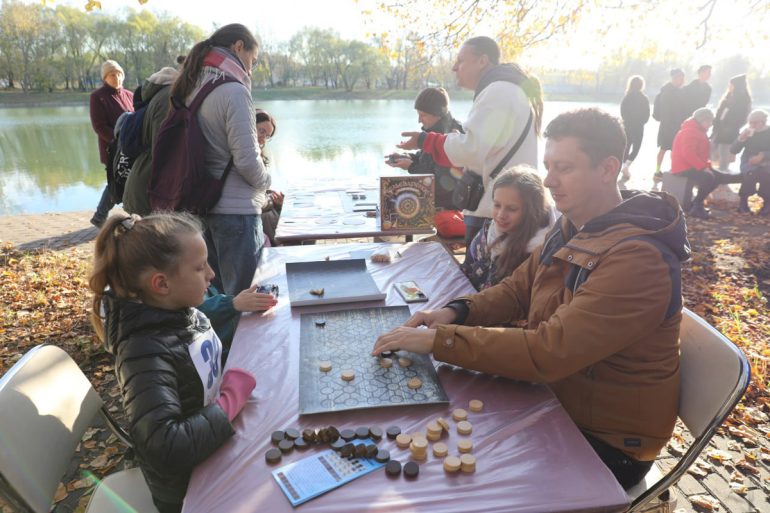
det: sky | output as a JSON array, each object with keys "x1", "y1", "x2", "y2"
[{"x1": 27, "y1": 0, "x2": 769, "y2": 73}]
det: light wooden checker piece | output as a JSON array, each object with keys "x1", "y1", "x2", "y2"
[
  {"x1": 443, "y1": 455, "x2": 462, "y2": 473},
  {"x1": 456, "y1": 420, "x2": 473, "y2": 436},
  {"x1": 457, "y1": 439, "x2": 473, "y2": 453},
  {"x1": 452, "y1": 408, "x2": 468, "y2": 422},
  {"x1": 379, "y1": 357, "x2": 393, "y2": 368},
  {"x1": 432, "y1": 442, "x2": 449, "y2": 458},
  {"x1": 319, "y1": 361, "x2": 333, "y2": 373},
  {"x1": 460, "y1": 454, "x2": 477, "y2": 473},
  {"x1": 340, "y1": 370, "x2": 356, "y2": 382},
  {"x1": 469, "y1": 399, "x2": 484, "y2": 412},
  {"x1": 407, "y1": 377, "x2": 423, "y2": 389},
  {"x1": 398, "y1": 357, "x2": 413, "y2": 367},
  {"x1": 396, "y1": 433, "x2": 412, "y2": 449}
]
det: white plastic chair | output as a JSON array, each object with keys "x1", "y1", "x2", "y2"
[
  {"x1": 0, "y1": 344, "x2": 159, "y2": 513},
  {"x1": 625, "y1": 308, "x2": 751, "y2": 512}
]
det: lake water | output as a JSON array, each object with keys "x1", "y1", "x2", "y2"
[{"x1": 0, "y1": 99, "x2": 663, "y2": 215}]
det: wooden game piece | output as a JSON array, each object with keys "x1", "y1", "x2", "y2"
[
  {"x1": 271, "y1": 430, "x2": 286, "y2": 445},
  {"x1": 426, "y1": 430, "x2": 441, "y2": 442},
  {"x1": 380, "y1": 357, "x2": 393, "y2": 368},
  {"x1": 381, "y1": 350, "x2": 395, "y2": 358},
  {"x1": 457, "y1": 439, "x2": 473, "y2": 453},
  {"x1": 371, "y1": 253, "x2": 391, "y2": 263},
  {"x1": 369, "y1": 426, "x2": 383, "y2": 441},
  {"x1": 411, "y1": 437, "x2": 428, "y2": 450},
  {"x1": 340, "y1": 443, "x2": 355, "y2": 458},
  {"x1": 398, "y1": 357, "x2": 413, "y2": 367},
  {"x1": 356, "y1": 427, "x2": 370, "y2": 439},
  {"x1": 456, "y1": 421, "x2": 473, "y2": 436},
  {"x1": 330, "y1": 439, "x2": 346, "y2": 451},
  {"x1": 340, "y1": 429, "x2": 356, "y2": 441},
  {"x1": 355, "y1": 443, "x2": 368, "y2": 458},
  {"x1": 314, "y1": 319, "x2": 326, "y2": 327},
  {"x1": 460, "y1": 453, "x2": 477, "y2": 473},
  {"x1": 366, "y1": 444, "x2": 378, "y2": 459},
  {"x1": 426, "y1": 422, "x2": 443, "y2": 437},
  {"x1": 385, "y1": 460, "x2": 402, "y2": 476},
  {"x1": 285, "y1": 428, "x2": 300, "y2": 440},
  {"x1": 396, "y1": 433, "x2": 412, "y2": 449},
  {"x1": 410, "y1": 438, "x2": 428, "y2": 460},
  {"x1": 407, "y1": 377, "x2": 423, "y2": 389},
  {"x1": 386, "y1": 426, "x2": 401, "y2": 439},
  {"x1": 375, "y1": 449, "x2": 391, "y2": 463},
  {"x1": 302, "y1": 428, "x2": 317, "y2": 443},
  {"x1": 319, "y1": 361, "x2": 332, "y2": 372},
  {"x1": 278, "y1": 439, "x2": 294, "y2": 453},
  {"x1": 436, "y1": 417, "x2": 450, "y2": 433},
  {"x1": 452, "y1": 408, "x2": 468, "y2": 422},
  {"x1": 327, "y1": 426, "x2": 340, "y2": 442},
  {"x1": 403, "y1": 461, "x2": 420, "y2": 478},
  {"x1": 319, "y1": 428, "x2": 332, "y2": 444},
  {"x1": 294, "y1": 438, "x2": 309, "y2": 450},
  {"x1": 433, "y1": 442, "x2": 449, "y2": 458},
  {"x1": 265, "y1": 448, "x2": 282, "y2": 464},
  {"x1": 443, "y1": 456, "x2": 461, "y2": 473},
  {"x1": 469, "y1": 399, "x2": 484, "y2": 412},
  {"x1": 341, "y1": 370, "x2": 356, "y2": 381},
  {"x1": 310, "y1": 288, "x2": 325, "y2": 296},
  {"x1": 410, "y1": 432, "x2": 426, "y2": 441}
]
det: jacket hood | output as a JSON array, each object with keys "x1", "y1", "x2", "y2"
[
  {"x1": 580, "y1": 190, "x2": 691, "y2": 262},
  {"x1": 474, "y1": 63, "x2": 527, "y2": 99},
  {"x1": 423, "y1": 111, "x2": 463, "y2": 134},
  {"x1": 679, "y1": 117, "x2": 705, "y2": 135},
  {"x1": 101, "y1": 290, "x2": 195, "y2": 355},
  {"x1": 141, "y1": 67, "x2": 178, "y2": 102}
]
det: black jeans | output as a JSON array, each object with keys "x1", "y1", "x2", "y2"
[
  {"x1": 624, "y1": 126, "x2": 644, "y2": 162},
  {"x1": 676, "y1": 168, "x2": 736, "y2": 207},
  {"x1": 583, "y1": 432, "x2": 653, "y2": 490},
  {"x1": 739, "y1": 165, "x2": 770, "y2": 201}
]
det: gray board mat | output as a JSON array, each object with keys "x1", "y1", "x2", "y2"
[
  {"x1": 285, "y1": 259, "x2": 386, "y2": 307},
  {"x1": 298, "y1": 306, "x2": 449, "y2": 415}
]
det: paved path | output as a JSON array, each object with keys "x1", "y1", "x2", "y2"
[{"x1": 1, "y1": 209, "x2": 766, "y2": 513}]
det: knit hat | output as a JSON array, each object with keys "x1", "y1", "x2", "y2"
[
  {"x1": 414, "y1": 87, "x2": 449, "y2": 117},
  {"x1": 101, "y1": 60, "x2": 124, "y2": 80}
]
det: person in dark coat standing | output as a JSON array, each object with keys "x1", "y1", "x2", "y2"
[
  {"x1": 89, "y1": 59, "x2": 134, "y2": 228},
  {"x1": 386, "y1": 87, "x2": 466, "y2": 237},
  {"x1": 682, "y1": 64, "x2": 712, "y2": 116},
  {"x1": 619, "y1": 75, "x2": 650, "y2": 180},
  {"x1": 653, "y1": 68, "x2": 686, "y2": 179},
  {"x1": 712, "y1": 74, "x2": 752, "y2": 172}
]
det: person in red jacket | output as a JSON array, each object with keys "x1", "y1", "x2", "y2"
[
  {"x1": 671, "y1": 108, "x2": 732, "y2": 219},
  {"x1": 89, "y1": 60, "x2": 134, "y2": 228}
]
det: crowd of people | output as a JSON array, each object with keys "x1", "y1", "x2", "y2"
[
  {"x1": 620, "y1": 65, "x2": 767, "y2": 218},
  {"x1": 84, "y1": 25, "x2": 764, "y2": 513}
]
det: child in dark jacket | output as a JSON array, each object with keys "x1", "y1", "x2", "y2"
[{"x1": 89, "y1": 211, "x2": 277, "y2": 513}]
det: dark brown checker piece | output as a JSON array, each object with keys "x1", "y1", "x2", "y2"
[
  {"x1": 278, "y1": 439, "x2": 294, "y2": 453},
  {"x1": 271, "y1": 430, "x2": 286, "y2": 445},
  {"x1": 355, "y1": 444, "x2": 368, "y2": 458},
  {"x1": 366, "y1": 445, "x2": 378, "y2": 459},
  {"x1": 285, "y1": 428, "x2": 300, "y2": 440},
  {"x1": 319, "y1": 428, "x2": 331, "y2": 443},
  {"x1": 380, "y1": 350, "x2": 395, "y2": 359},
  {"x1": 330, "y1": 439, "x2": 346, "y2": 451},
  {"x1": 355, "y1": 427, "x2": 370, "y2": 439},
  {"x1": 327, "y1": 426, "x2": 340, "y2": 441},
  {"x1": 368, "y1": 426, "x2": 383, "y2": 440},
  {"x1": 403, "y1": 461, "x2": 419, "y2": 478},
  {"x1": 294, "y1": 438, "x2": 309, "y2": 450},
  {"x1": 302, "y1": 428, "x2": 317, "y2": 443},
  {"x1": 340, "y1": 429, "x2": 356, "y2": 441},
  {"x1": 386, "y1": 426, "x2": 401, "y2": 439},
  {"x1": 340, "y1": 443, "x2": 354, "y2": 458},
  {"x1": 265, "y1": 448, "x2": 282, "y2": 464},
  {"x1": 385, "y1": 460, "x2": 402, "y2": 476},
  {"x1": 375, "y1": 449, "x2": 390, "y2": 463}
]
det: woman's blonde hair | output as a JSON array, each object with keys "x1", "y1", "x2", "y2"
[{"x1": 89, "y1": 211, "x2": 203, "y2": 340}]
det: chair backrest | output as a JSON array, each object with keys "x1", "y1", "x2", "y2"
[
  {"x1": 0, "y1": 345, "x2": 103, "y2": 513},
  {"x1": 628, "y1": 308, "x2": 751, "y2": 511}
]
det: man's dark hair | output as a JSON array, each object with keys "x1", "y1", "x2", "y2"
[
  {"x1": 697, "y1": 64, "x2": 712, "y2": 73},
  {"x1": 544, "y1": 108, "x2": 626, "y2": 166},
  {"x1": 464, "y1": 36, "x2": 500, "y2": 65},
  {"x1": 670, "y1": 68, "x2": 684, "y2": 78}
]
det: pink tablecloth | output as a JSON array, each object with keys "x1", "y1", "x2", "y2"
[{"x1": 183, "y1": 243, "x2": 629, "y2": 513}]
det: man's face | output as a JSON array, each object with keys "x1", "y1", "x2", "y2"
[
  {"x1": 672, "y1": 74, "x2": 685, "y2": 88},
  {"x1": 543, "y1": 136, "x2": 615, "y2": 227},
  {"x1": 451, "y1": 45, "x2": 487, "y2": 90},
  {"x1": 699, "y1": 68, "x2": 712, "y2": 81}
]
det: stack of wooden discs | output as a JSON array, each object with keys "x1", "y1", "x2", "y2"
[
  {"x1": 410, "y1": 435, "x2": 429, "y2": 460},
  {"x1": 426, "y1": 421, "x2": 443, "y2": 441}
]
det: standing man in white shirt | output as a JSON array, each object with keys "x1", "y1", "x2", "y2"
[{"x1": 398, "y1": 36, "x2": 541, "y2": 250}]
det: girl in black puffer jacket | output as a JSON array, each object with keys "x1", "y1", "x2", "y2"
[{"x1": 89, "y1": 211, "x2": 263, "y2": 513}]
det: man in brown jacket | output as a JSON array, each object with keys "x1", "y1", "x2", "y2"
[{"x1": 373, "y1": 108, "x2": 690, "y2": 490}]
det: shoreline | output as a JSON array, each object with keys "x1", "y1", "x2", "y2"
[{"x1": 0, "y1": 87, "x2": 619, "y2": 108}]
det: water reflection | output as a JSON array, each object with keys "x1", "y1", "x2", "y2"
[{"x1": 1, "y1": 99, "x2": 638, "y2": 214}]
